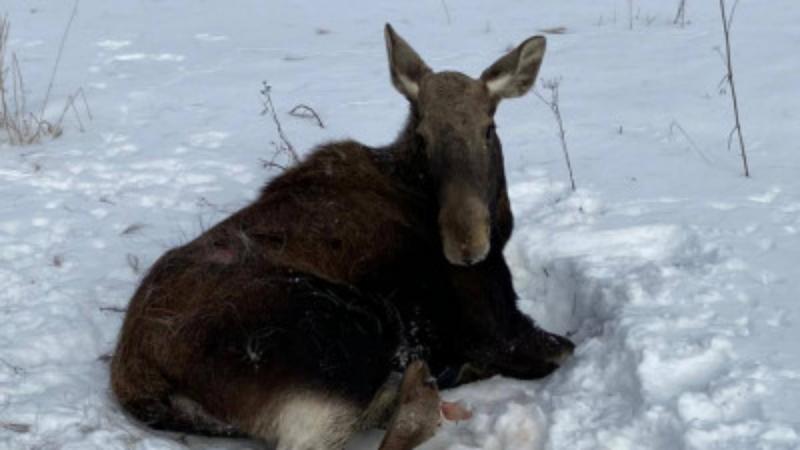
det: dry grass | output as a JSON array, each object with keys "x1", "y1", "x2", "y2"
[{"x1": 0, "y1": 8, "x2": 90, "y2": 146}]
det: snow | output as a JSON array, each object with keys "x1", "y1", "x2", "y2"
[{"x1": 2, "y1": 0, "x2": 799, "y2": 449}]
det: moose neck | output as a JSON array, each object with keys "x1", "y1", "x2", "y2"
[{"x1": 380, "y1": 105, "x2": 432, "y2": 194}]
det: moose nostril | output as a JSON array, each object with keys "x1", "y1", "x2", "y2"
[{"x1": 460, "y1": 249, "x2": 474, "y2": 266}]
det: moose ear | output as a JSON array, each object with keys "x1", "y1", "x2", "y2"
[
  {"x1": 480, "y1": 36, "x2": 546, "y2": 100},
  {"x1": 384, "y1": 24, "x2": 432, "y2": 102}
]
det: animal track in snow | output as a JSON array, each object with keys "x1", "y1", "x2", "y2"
[
  {"x1": 748, "y1": 187, "x2": 781, "y2": 204},
  {"x1": 188, "y1": 131, "x2": 229, "y2": 149},
  {"x1": 194, "y1": 33, "x2": 229, "y2": 42},
  {"x1": 96, "y1": 40, "x2": 132, "y2": 50},
  {"x1": 111, "y1": 53, "x2": 185, "y2": 62}
]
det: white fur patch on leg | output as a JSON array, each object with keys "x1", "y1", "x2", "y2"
[{"x1": 250, "y1": 391, "x2": 359, "y2": 450}]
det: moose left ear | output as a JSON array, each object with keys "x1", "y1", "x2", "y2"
[
  {"x1": 480, "y1": 36, "x2": 546, "y2": 99},
  {"x1": 385, "y1": 24, "x2": 432, "y2": 102}
]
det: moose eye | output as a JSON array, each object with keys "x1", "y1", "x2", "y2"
[
  {"x1": 485, "y1": 124, "x2": 496, "y2": 141},
  {"x1": 415, "y1": 131, "x2": 428, "y2": 150}
]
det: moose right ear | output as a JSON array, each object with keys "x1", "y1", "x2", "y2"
[
  {"x1": 481, "y1": 36, "x2": 546, "y2": 100},
  {"x1": 384, "y1": 24, "x2": 432, "y2": 102}
]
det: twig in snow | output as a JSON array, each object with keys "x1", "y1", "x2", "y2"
[
  {"x1": 126, "y1": 253, "x2": 141, "y2": 274},
  {"x1": 0, "y1": 358, "x2": 24, "y2": 375},
  {"x1": 120, "y1": 223, "x2": 146, "y2": 236},
  {"x1": 535, "y1": 78, "x2": 577, "y2": 191},
  {"x1": 539, "y1": 26, "x2": 568, "y2": 35},
  {"x1": 727, "y1": 0, "x2": 740, "y2": 30},
  {"x1": 669, "y1": 120, "x2": 712, "y2": 164},
  {"x1": 40, "y1": 0, "x2": 79, "y2": 117},
  {"x1": 628, "y1": 0, "x2": 634, "y2": 30},
  {"x1": 260, "y1": 82, "x2": 299, "y2": 168},
  {"x1": 440, "y1": 0, "x2": 452, "y2": 25},
  {"x1": 54, "y1": 87, "x2": 92, "y2": 133},
  {"x1": 718, "y1": 0, "x2": 750, "y2": 177},
  {"x1": 260, "y1": 154, "x2": 288, "y2": 172},
  {"x1": 289, "y1": 104, "x2": 325, "y2": 128},
  {"x1": 673, "y1": 0, "x2": 688, "y2": 27},
  {"x1": 1, "y1": 423, "x2": 31, "y2": 434}
]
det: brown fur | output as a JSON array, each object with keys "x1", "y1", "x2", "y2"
[{"x1": 111, "y1": 24, "x2": 574, "y2": 448}]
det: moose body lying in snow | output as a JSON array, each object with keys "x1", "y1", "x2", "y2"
[{"x1": 111, "y1": 25, "x2": 574, "y2": 450}]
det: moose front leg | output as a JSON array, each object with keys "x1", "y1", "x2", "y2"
[
  {"x1": 444, "y1": 250, "x2": 574, "y2": 383},
  {"x1": 479, "y1": 314, "x2": 575, "y2": 379}
]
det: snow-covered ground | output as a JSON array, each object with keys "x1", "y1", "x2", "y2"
[{"x1": 2, "y1": 1, "x2": 799, "y2": 449}]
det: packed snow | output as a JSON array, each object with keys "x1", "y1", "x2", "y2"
[{"x1": 1, "y1": 1, "x2": 799, "y2": 449}]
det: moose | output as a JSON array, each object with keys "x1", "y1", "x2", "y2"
[{"x1": 111, "y1": 24, "x2": 574, "y2": 449}]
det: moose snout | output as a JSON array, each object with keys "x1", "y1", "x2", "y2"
[
  {"x1": 439, "y1": 194, "x2": 491, "y2": 266},
  {"x1": 445, "y1": 234, "x2": 489, "y2": 266}
]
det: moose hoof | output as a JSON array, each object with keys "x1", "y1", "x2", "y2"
[{"x1": 543, "y1": 333, "x2": 575, "y2": 366}]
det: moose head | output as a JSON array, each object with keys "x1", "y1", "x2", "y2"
[{"x1": 384, "y1": 24, "x2": 546, "y2": 266}]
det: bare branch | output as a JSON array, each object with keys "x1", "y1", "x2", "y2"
[
  {"x1": 0, "y1": 357, "x2": 24, "y2": 375},
  {"x1": 40, "y1": 0, "x2": 79, "y2": 117},
  {"x1": 260, "y1": 155, "x2": 289, "y2": 172},
  {"x1": 120, "y1": 223, "x2": 146, "y2": 236},
  {"x1": 727, "y1": 125, "x2": 737, "y2": 151},
  {"x1": 673, "y1": 0, "x2": 688, "y2": 27},
  {"x1": 628, "y1": 0, "x2": 634, "y2": 30},
  {"x1": 669, "y1": 120, "x2": 712, "y2": 164},
  {"x1": 289, "y1": 104, "x2": 325, "y2": 128},
  {"x1": 727, "y1": 0, "x2": 740, "y2": 30},
  {"x1": 126, "y1": 253, "x2": 141, "y2": 274},
  {"x1": 440, "y1": 0, "x2": 452, "y2": 25},
  {"x1": 1, "y1": 423, "x2": 30, "y2": 434},
  {"x1": 260, "y1": 82, "x2": 299, "y2": 168},
  {"x1": 717, "y1": 73, "x2": 729, "y2": 92},
  {"x1": 535, "y1": 78, "x2": 577, "y2": 191},
  {"x1": 719, "y1": 0, "x2": 750, "y2": 177}
]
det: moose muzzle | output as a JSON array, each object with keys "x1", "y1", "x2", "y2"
[{"x1": 438, "y1": 188, "x2": 491, "y2": 266}]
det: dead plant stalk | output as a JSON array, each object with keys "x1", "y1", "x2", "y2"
[
  {"x1": 719, "y1": 0, "x2": 750, "y2": 177},
  {"x1": 536, "y1": 78, "x2": 577, "y2": 191},
  {"x1": 0, "y1": 1, "x2": 89, "y2": 146},
  {"x1": 259, "y1": 82, "x2": 299, "y2": 170}
]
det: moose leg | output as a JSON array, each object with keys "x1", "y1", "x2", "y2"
[
  {"x1": 445, "y1": 250, "x2": 574, "y2": 381},
  {"x1": 359, "y1": 371, "x2": 403, "y2": 430},
  {"x1": 187, "y1": 276, "x2": 404, "y2": 448},
  {"x1": 475, "y1": 316, "x2": 575, "y2": 380}
]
